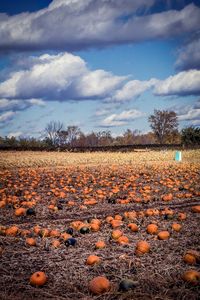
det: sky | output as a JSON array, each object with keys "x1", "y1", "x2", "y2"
[{"x1": 0, "y1": 0, "x2": 200, "y2": 139}]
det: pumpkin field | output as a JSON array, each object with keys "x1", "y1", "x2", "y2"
[{"x1": 0, "y1": 150, "x2": 200, "y2": 300}]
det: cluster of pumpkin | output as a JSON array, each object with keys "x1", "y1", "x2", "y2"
[
  {"x1": 0, "y1": 164, "x2": 200, "y2": 218},
  {"x1": 1, "y1": 204, "x2": 200, "y2": 293},
  {"x1": 1, "y1": 164, "x2": 200, "y2": 296}
]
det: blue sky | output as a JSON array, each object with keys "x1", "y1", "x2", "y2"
[{"x1": 0, "y1": 0, "x2": 199, "y2": 138}]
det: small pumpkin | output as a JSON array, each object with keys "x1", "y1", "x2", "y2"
[
  {"x1": 114, "y1": 214, "x2": 123, "y2": 220},
  {"x1": 128, "y1": 223, "x2": 138, "y2": 232},
  {"x1": 49, "y1": 229, "x2": 60, "y2": 238},
  {"x1": 146, "y1": 224, "x2": 158, "y2": 234},
  {"x1": 26, "y1": 237, "x2": 36, "y2": 246},
  {"x1": 89, "y1": 276, "x2": 110, "y2": 294},
  {"x1": 15, "y1": 207, "x2": 26, "y2": 217},
  {"x1": 178, "y1": 212, "x2": 186, "y2": 221},
  {"x1": 106, "y1": 216, "x2": 113, "y2": 223},
  {"x1": 135, "y1": 241, "x2": 150, "y2": 256},
  {"x1": 90, "y1": 223, "x2": 100, "y2": 232},
  {"x1": 90, "y1": 219, "x2": 101, "y2": 226},
  {"x1": 182, "y1": 270, "x2": 200, "y2": 285},
  {"x1": 52, "y1": 239, "x2": 61, "y2": 248},
  {"x1": 86, "y1": 255, "x2": 100, "y2": 266},
  {"x1": 111, "y1": 229, "x2": 123, "y2": 240},
  {"x1": 172, "y1": 223, "x2": 182, "y2": 232},
  {"x1": 183, "y1": 253, "x2": 196, "y2": 265},
  {"x1": 95, "y1": 241, "x2": 106, "y2": 249},
  {"x1": 186, "y1": 250, "x2": 200, "y2": 263},
  {"x1": 60, "y1": 232, "x2": 72, "y2": 241},
  {"x1": 33, "y1": 226, "x2": 40, "y2": 235},
  {"x1": 30, "y1": 271, "x2": 47, "y2": 286},
  {"x1": 158, "y1": 231, "x2": 170, "y2": 240},
  {"x1": 5, "y1": 226, "x2": 19, "y2": 236},
  {"x1": 192, "y1": 205, "x2": 200, "y2": 213},
  {"x1": 111, "y1": 220, "x2": 123, "y2": 228},
  {"x1": 124, "y1": 211, "x2": 137, "y2": 220},
  {"x1": 117, "y1": 235, "x2": 129, "y2": 245}
]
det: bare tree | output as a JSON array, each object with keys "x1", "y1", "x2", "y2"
[
  {"x1": 45, "y1": 121, "x2": 64, "y2": 146},
  {"x1": 66, "y1": 126, "x2": 81, "y2": 147},
  {"x1": 56, "y1": 126, "x2": 81, "y2": 147},
  {"x1": 148, "y1": 110, "x2": 178, "y2": 144}
]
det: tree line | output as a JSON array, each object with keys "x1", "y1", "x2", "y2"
[{"x1": 0, "y1": 110, "x2": 199, "y2": 149}]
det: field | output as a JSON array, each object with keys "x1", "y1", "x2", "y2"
[{"x1": 0, "y1": 150, "x2": 200, "y2": 300}]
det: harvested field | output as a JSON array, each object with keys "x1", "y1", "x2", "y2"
[
  {"x1": 0, "y1": 149, "x2": 199, "y2": 168},
  {"x1": 0, "y1": 150, "x2": 200, "y2": 299}
]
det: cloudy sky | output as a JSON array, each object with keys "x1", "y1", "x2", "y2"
[{"x1": 0, "y1": 0, "x2": 200, "y2": 138}]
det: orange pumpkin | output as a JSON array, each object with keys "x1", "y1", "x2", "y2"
[
  {"x1": 15, "y1": 207, "x2": 26, "y2": 216},
  {"x1": 178, "y1": 212, "x2": 187, "y2": 221},
  {"x1": 158, "y1": 231, "x2": 170, "y2": 240},
  {"x1": 146, "y1": 224, "x2": 158, "y2": 234},
  {"x1": 26, "y1": 237, "x2": 36, "y2": 246},
  {"x1": 30, "y1": 271, "x2": 47, "y2": 286},
  {"x1": 5, "y1": 226, "x2": 19, "y2": 236},
  {"x1": 182, "y1": 270, "x2": 200, "y2": 285},
  {"x1": 124, "y1": 211, "x2": 137, "y2": 220},
  {"x1": 111, "y1": 220, "x2": 123, "y2": 228},
  {"x1": 183, "y1": 253, "x2": 196, "y2": 265},
  {"x1": 106, "y1": 216, "x2": 113, "y2": 223},
  {"x1": 86, "y1": 255, "x2": 100, "y2": 266},
  {"x1": 192, "y1": 205, "x2": 200, "y2": 213},
  {"x1": 162, "y1": 193, "x2": 173, "y2": 201},
  {"x1": 33, "y1": 226, "x2": 40, "y2": 235},
  {"x1": 95, "y1": 241, "x2": 106, "y2": 249},
  {"x1": 114, "y1": 214, "x2": 123, "y2": 220},
  {"x1": 117, "y1": 235, "x2": 129, "y2": 245},
  {"x1": 172, "y1": 223, "x2": 182, "y2": 232},
  {"x1": 128, "y1": 223, "x2": 138, "y2": 232},
  {"x1": 51, "y1": 239, "x2": 61, "y2": 248},
  {"x1": 135, "y1": 241, "x2": 150, "y2": 256},
  {"x1": 111, "y1": 229, "x2": 123, "y2": 240},
  {"x1": 90, "y1": 223, "x2": 100, "y2": 232},
  {"x1": 49, "y1": 229, "x2": 60, "y2": 238},
  {"x1": 90, "y1": 219, "x2": 101, "y2": 226},
  {"x1": 89, "y1": 276, "x2": 110, "y2": 294},
  {"x1": 186, "y1": 250, "x2": 200, "y2": 263},
  {"x1": 60, "y1": 232, "x2": 72, "y2": 241},
  {"x1": 0, "y1": 200, "x2": 6, "y2": 208}
]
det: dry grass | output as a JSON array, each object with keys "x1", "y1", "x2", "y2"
[{"x1": 0, "y1": 149, "x2": 200, "y2": 169}]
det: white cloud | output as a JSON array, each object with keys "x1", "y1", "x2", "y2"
[
  {"x1": 113, "y1": 78, "x2": 157, "y2": 102},
  {"x1": 171, "y1": 100, "x2": 200, "y2": 126},
  {"x1": 178, "y1": 108, "x2": 200, "y2": 121},
  {"x1": 0, "y1": 52, "x2": 126, "y2": 101},
  {"x1": 0, "y1": 111, "x2": 16, "y2": 123},
  {"x1": 0, "y1": 1, "x2": 199, "y2": 52},
  {"x1": 154, "y1": 70, "x2": 200, "y2": 96},
  {"x1": 101, "y1": 109, "x2": 145, "y2": 127}
]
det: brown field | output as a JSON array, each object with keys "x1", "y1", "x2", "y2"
[{"x1": 0, "y1": 150, "x2": 200, "y2": 299}]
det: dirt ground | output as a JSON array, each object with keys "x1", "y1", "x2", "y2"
[{"x1": 0, "y1": 151, "x2": 200, "y2": 299}]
